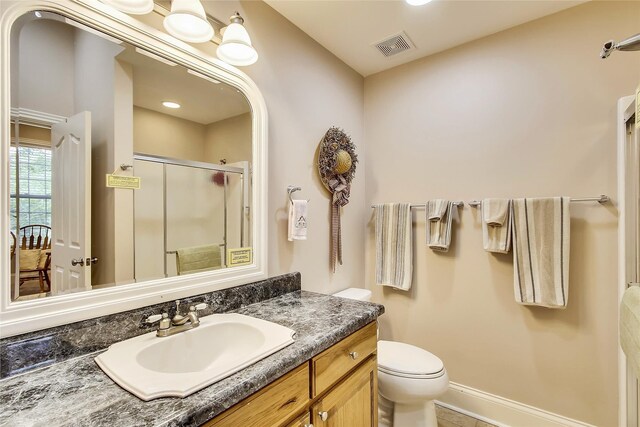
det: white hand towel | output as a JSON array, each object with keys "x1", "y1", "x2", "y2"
[
  {"x1": 511, "y1": 197, "x2": 570, "y2": 308},
  {"x1": 426, "y1": 199, "x2": 454, "y2": 252},
  {"x1": 288, "y1": 199, "x2": 308, "y2": 241},
  {"x1": 482, "y1": 199, "x2": 512, "y2": 253},
  {"x1": 375, "y1": 203, "x2": 412, "y2": 291},
  {"x1": 621, "y1": 286, "x2": 640, "y2": 380}
]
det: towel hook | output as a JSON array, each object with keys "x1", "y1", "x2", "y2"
[{"x1": 287, "y1": 185, "x2": 309, "y2": 204}]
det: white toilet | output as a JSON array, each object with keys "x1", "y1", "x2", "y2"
[{"x1": 333, "y1": 288, "x2": 449, "y2": 427}]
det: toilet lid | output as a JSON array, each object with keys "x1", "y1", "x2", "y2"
[{"x1": 378, "y1": 340, "x2": 444, "y2": 378}]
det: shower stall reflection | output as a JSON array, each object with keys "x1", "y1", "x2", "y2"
[{"x1": 133, "y1": 155, "x2": 249, "y2": 281}]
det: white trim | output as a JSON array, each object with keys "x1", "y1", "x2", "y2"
[
  {"x1": 10, "y1": 107, "x2": 66, "y2": 127},
  {"x1": 0, "y1": 0, "x2": 268, "y2": 337},
  {"x1": 437, "y1": 382, "x2": 596, "y2": 427},
  {"x1": 618, "y1": 94, "x2": 637, "y2": 427}
]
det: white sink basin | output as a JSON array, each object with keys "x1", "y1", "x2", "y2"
[{"x1": 95, "y1": 313, "x2": 295, "y2": 400}]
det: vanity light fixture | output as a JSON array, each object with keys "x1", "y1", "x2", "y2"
[
  {"x1": 162, "y1": 101, "x2": 181, "y2": 109},
  {"x1": 216, "y1": 12, "x2": 258, "y2": 66},
  {"x1": 405, "y1": 0, "x2": 433, "y2": 5},
  {"x1": 163, "y1": 0, "x2": 214, "y2": 43},
  {"x1": 99, "y1": 0, "x2": 154, "y2": 15}
]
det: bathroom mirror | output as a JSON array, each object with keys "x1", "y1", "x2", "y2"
[{"x1": 0, "y1": 1, "x2": 268, "y2": 336}]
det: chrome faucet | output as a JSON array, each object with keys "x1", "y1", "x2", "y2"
[{"x1": 145, "y1": 300, "x2": 208, "y2": 337}]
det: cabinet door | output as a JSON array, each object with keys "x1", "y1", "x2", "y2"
[{"x1": 311, "y1": 356, "x2": 378, "y2": 427}]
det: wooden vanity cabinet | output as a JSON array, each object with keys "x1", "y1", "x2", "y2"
[{"x1": 203, "y1": 321, "x2": 378, "y2": 427}]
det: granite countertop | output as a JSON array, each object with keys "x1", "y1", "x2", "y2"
[{"x1": 0, "y1": 291, "x2": 384, "y2": 427}]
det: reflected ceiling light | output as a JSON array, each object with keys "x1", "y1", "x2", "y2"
[
  {"x1": 163, "y1": 0, "x2": 214, "y2": 43},
  {"x1": 34, "y1": 11, "x2": 43, "y2": 18},
  {"x1": 99, "y1": 0, "x2": 154, "y2": 15},
  {"x1": 162, "y1": 101, "x2": 181, "y2": 109},
  {"x1": 405, "y1": 0, "x2": 433, "y2": 5},
  {"x1": 216, "y1": 12, "x2": 258, "y2": 66}
]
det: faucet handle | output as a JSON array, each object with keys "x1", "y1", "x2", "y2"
[
  {"x1": 146, "y1": 312, "x2": 169, "y2": 324},
  {"x1": 194, "y1": 303, "x2": 208, "y2": 311}
]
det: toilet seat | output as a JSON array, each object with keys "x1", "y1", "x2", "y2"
[{"x1": 378, "y1": 340, "x2": 445, "y2": 379}]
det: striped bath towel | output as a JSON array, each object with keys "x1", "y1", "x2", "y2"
[
  {"x1": 511, "y1": 197, "x2": 570, "y2": 308},
  {"x1": 374, "y1": 203, "x2": 413, "y2": 291}
]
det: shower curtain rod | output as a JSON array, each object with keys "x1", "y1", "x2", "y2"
[{"x1": 467, "y1": 194, "x2": 610, "y2": 208}]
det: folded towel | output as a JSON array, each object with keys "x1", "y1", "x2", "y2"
[
  {"x1": 428, "y1": 199, "x2": 448, "y2": 221},
  {"x1": 482, "y1": 199, "x2": 512, "y2": 253},
  {"x1": 426, "y1": 199, "x2": 454, "y2": 252},
  {"x1": 176, "y1": 244, "x2": 222, "y2": 275},
  {"x1": 375, "y1": 203, "x2": 412, "y2": 291},
  {"x1": 288, "y1": 199, "x2": 308, "y2": 241},
  {"x1": 621, "y1": 286, "x2": 640, "y2": 380},
  {"x1": 511, "y1": 197, "x2": 570, "y2": 308}
]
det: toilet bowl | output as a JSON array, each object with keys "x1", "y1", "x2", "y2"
[{"x1": 333, "y1": 288, "x2": 449, "y2": 427}]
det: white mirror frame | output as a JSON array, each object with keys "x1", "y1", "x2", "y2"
[{"x1": 0, "y1": 0, "x2": 268, "y2": 337}]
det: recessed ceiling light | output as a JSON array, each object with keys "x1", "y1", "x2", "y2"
[
  {"x1": 405, "y1": 0, "x2": 433, "y2": 5},
  {"x1": 162, "y1": 101, "x2": 181, "y2": 109}
]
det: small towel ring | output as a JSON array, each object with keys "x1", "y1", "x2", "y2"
[{"x1": 288, "y1": 185, "x2": 309, "y2": 203}]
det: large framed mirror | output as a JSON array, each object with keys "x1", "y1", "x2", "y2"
[{"x1": 0, "y1": 0, "x2": 268, "y2": 336}]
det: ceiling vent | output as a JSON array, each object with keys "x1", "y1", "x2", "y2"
[{"x1": 373, "y1": 32, "x2": 415, "y2": 57}]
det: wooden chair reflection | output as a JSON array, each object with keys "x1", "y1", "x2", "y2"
[{"x1": 18, "y1": 224, "x2": 52, "y2": 292}]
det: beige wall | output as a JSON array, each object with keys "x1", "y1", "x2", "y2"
[
  {"x1": 196, "y1": 1, "x2": 366, "y2": 294},
  {"x1": 203, "y1": 113, "x2": 252, "y2": 164},
  {"x1": 133, "y1": 106, "x2": 206, "y2": 160},
  {"x1": 363, "y1": 2, "x2": 639, "y2": 425}
]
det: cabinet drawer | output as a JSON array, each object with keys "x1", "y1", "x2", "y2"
[
  {"x1": 204, "y1": 364, "x2": 310, "y2": 427},
  {"x1": 286, "y1": 412, "x2": 312, "y2": 427},
  {"x1": 311, "y1": 321, "x2": 377, "y2": 397}
]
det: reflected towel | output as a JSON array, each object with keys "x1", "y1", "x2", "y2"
[
  {"x1": 621, "y1": 286, "x2": 640, "y2": 380},
  {"x1": 288, "y1": 199, "x2": 308, "y2": 241},
  {"x1": 482, "y1": 199, "x2": 512, "y2": 253},
  {"x1": 426, "y1": 199, "x2": 454, "y2": 252},
  {"x1": 375, "y1": 203, "x2": 412, "y2": 291},
  {"x1": 511, "y1": 197, "x2": 570, "y2": 308},
  {"x1": 176, "y1": 244, "x2": 222, "y2": 275}
]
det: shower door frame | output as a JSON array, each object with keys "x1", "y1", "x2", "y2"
[
  {"x1": 618, "y1": 94, "x2": 639, "y2": 427},
  {"x1": 133, "y1": 153, "x2": 249, "y2": 279}
]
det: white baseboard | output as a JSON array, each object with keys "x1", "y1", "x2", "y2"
[{"x1": 436, "y1": 382, "x2": 596, "y2": 427}]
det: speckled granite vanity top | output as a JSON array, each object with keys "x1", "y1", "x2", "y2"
[{"x1": 0, "y1": 275, "x2": 384, "y2": 427}]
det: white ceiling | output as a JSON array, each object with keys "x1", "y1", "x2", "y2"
[
  {"x1": 265, "y1": 0, "x2": 587, "y2": 76},
  {"x1": 117, "y1": 44, "x2": 250, "y2": 125}
]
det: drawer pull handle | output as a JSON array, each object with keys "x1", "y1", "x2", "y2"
[
  {"x1": 349, "y1": 351, "x2": 359, "y2": 360},
  {"x1": 318, "y1": 411, "x2": 329, "y2": 421}
]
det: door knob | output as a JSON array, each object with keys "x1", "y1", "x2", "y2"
[
  {"x1": 71, "y1": 258, "x2": 85, "y2": 266},
  {"x1": 318, "y1": 411, "x2": 328, "y2": 421},
  {"x1": 86, "y1": 257, "x2": 98, "y2": 265}
]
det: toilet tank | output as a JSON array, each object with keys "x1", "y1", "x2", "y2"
[{"x1": 333, "y1": 288, "x2": 372, "y2": 302}]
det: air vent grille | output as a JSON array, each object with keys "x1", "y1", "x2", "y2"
[{"x1": 374, "y1": 32, "x2": 415, "y2": 57}]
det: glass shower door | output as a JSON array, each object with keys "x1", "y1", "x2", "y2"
[{"x1": 165, "y1": 163, "x2": 226, "y2": 277}]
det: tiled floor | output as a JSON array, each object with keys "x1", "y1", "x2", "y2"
[{"x1": 436, "y1": 404, "x2": 498, "y2": 427}]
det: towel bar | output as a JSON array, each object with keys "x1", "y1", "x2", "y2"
[
  {"x1": 369, "y1": 202, "x2": 464, "y2": 209},
  {"x1": 287, "y1": 185, "x2": 309, "y2": 203},
  {"x1": 467, "y1": 195, "x2": 610, "y2": 208}
]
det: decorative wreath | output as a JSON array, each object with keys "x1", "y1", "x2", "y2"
[{"x1": 317, "y1": 127, "x2": 358, "y2": 271}]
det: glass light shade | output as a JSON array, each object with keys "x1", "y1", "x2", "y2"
[
  {"x1": 217, "y1": 22, "x2": 258, "y2": 66},
  {"x1": 163, "y1": 0, "x2": 214, "y2": 43},
  {"x1": 405, "y1": 0, "x2": 433, "y2": 5},
  {"x1": 100, "y1": 0, "x2": 154, "y2": 14}
]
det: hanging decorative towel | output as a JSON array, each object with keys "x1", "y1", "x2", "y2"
[{"x1": 317, "y1": 127, "x2": 358, "y2": 272}]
